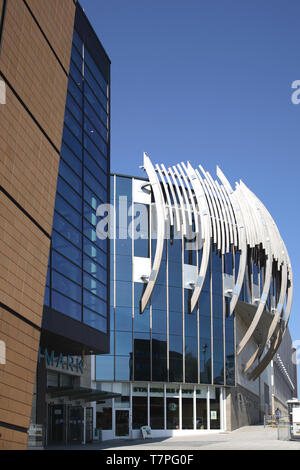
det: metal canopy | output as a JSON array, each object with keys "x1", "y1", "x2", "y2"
[{"x1": 47, "y1": 387, "x2": 121, "y2": 402}]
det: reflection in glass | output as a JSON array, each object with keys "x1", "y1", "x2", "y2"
[
  {"x1": 167, "y1": 398, "x2": 179, "y2": 430},
  {"x1": 150, "y1": 397, "x2": 164, "y2": 429}
]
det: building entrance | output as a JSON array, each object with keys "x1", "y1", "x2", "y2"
[
  {"x1": 115, "y1": 409, "x2": 130, "y2": 437},
  {"x1": 69, "y1": 406, "x2": 83, "y2": 443},
  {"x1": 48, "y1": 404, "x2": 66, "y2": 444}
]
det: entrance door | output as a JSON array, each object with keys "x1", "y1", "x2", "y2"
[
  {"x1": 69, "y1": 406, "x2": 83, "y2": 444},
  {"x1": 115, "y1": 409, "x2": 130, "y2": 437},
  {"x1": 48, "y1": 404, "x2": 65, "y2": 444}
]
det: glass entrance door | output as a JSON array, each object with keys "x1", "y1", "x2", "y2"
[
  {"x1": 68, "y1": 406, "x2": 83, "y2": 443},
  {"x1": 115, "y1": 409, "x2": 130, "y2": 437},
  {"x1": 48, "y1": 404, "x2": 66, "y2": 444}
]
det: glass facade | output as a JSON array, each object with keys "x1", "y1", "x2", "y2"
[
  {"x1": 44, "y1": 27, "x2": 110, "y2": 334},
  {"x1": 96, "y1": 175, "x2": 235, "y2": 384}
]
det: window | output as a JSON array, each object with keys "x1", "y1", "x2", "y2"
[{"x1": 133, "y1": 397, "x2": 148, "y2": 429}]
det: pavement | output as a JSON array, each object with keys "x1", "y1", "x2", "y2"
[{"x1": 38, "y1": 425, "x2": 300, "y2": 450}]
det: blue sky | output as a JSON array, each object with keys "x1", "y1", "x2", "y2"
[{"x1": 80, "y1": 0, "x2": 300, "y2": 385}]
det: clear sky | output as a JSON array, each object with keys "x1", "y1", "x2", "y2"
[{"x1": 80, "y1": 0, "x2": 300, "y2": 388}]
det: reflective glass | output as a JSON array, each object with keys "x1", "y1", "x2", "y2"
[
  {"x1": 115, "y1": 307, "x2": 132, "y2": 332},
  {"x1": 210, "y1": 388, "x2": 221, "y2": 429},
  {"x1": 96, "y1": 355, "x2": 114, "y2": 381},
  {"x1": 169, "y1": 335, "x2": 183, "y2": 382},
  {"x1": 84, "y1": 185, "x2": 102, "y2": 211},
  {"x1": 62, "y1": 124, "x2": 82, "y2": 158},
  {"x1": 116, "y1": 176, "x2": 132, "y2": 201},
  {"x1": 134, "y1": 233, "x2": 149, "y2": 258},
  {"x1": 84, "y1": 64, "x2": 107, "y2": 108},
  {"x1": 66, "y1": 90, "x2": 82, "y2": 123},
  {"x1": 83, "y1": 289, "x2": 107, "y2": 316},
  {"x1": 169, "y1": 287, "x2": 182, "y2": 312},
  {"x1": 152, "y1": 310, "x2": 167, "y2": 335},
  {"x1": 84, "y1": 150, "x2": 107, "y2": 187},
  {"x1": 52, "y1": 290, "x2": 81, "y2": 321},
  {"x1": 69, "y1": 59, "x2": 82, "y2": 87},
  {"x1": 115, "y1": 356, "x2": 132, "y2": 381},
  {"x1": 84, "y1": 120, "x2": 107, "y2": 156},
  {"x1": 85, "y1": 48, "x2": 107, "y2": 95},
  {"x1": 133, "y1": 307, "x2": 150, "y2": 333},
  {"x1": 84, "y1": 272, "x2": 107, "y2": 301},
  {"x1": 55, "y1": 194, "x2": 81, "y2": 228},
  {"x1": 85, "y1": 83, "x2": 107, "y2": 125},
  {"x1": 152, "y1": 333, "x2": 167, "y2": 381},
  {"x1": 64, "y1": 108, "x2": 82, "y2": 140},
  {"x1": 167, "y1": 398, "x2": 179, "y2": 429},
  {"x1": 182, "y1": 398, "x2": 194, "y2": 429},
  {"x1": 52, "y1": 270, "x2": 81, "y2": 303},
  {"x1": 83, "y1": 238, "x2": 107, "y2": 268},
  {"x1": 115, "y1": 331, "x2": 132, "y2": 356},
  {"x1": 150, "y1": 397, "x2": 164, "y2": 430},
  {"x1": 68, "y1": 77, "x2": 82, "y2": 105},
  {"x1": 185, "y1": 336, "x2": 198, "y2": 383},
  {"x1": 168, "y1": 239, "x2": 182, "y2": 263},
  {"x1": 115, "y1": 255, "x2": 132, "y2": 281},
  {"x1": 52, "y1": 231, "x2": 82, "y2": 267},
  {"x1": 133, "y1": 397, "x2": 148, "y2": 429},
  {"x1": 84, "y1": 131, "x2": 107, "y2": 161},
  {"x1": 53, "y1": 211, "x2": 81, "y2": 247},
  {"x1": 196, "y1": 397, "x2": 207, "y2": 429},
  {"x1": 168, "y1": 262, "x2": 182, "y2": 287},
  {"x1": 84, "y1": 99, "x2": 107, "y2": 142},
  {"x1": 52, "y1": 250, "x2": 81, "y2": 284},
  {"x1": 61, "y1": 143, "x2": 82, "y2": 175},
  {"x1": 83, "y1": 255, "x2": 107, "y2": 284},
  {"x1": 83, "y1": 307, "x2": 107, "y2": 332},
  {"x1": 116, "y1": 281, "x2": 132, "y2": 307},
  {"x1": 85, "y1": 168, "x2": 107, "y2": 202},
  {"x1": 72, "y1": 30, "x2": 83, "y2": 54},
  {"x1": 71, "y1": 43, "x2": 82, "y2": 70},
  {"x1": 134, "y1": 332, "x2": 150, "y2": 381},
  {"x1": 151, "y1": 284, "x2": 166, "y2": 310},
  {"x1": 169, "y1": 311, "x2": 182, "y2": 335},
  {"x1": 44, "y1": 286, "x2": 50, "y2": 306}
]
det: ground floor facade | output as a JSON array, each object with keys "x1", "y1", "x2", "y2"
[{"x1": 94, "y1": 382, "x2": 227, "y2": 440}]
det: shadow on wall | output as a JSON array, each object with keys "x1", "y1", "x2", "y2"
[{"x1": 229, "y1": 386, "x2": 260, "y2": 430}]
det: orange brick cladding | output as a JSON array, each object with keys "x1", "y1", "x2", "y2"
[{"x1": 0, "y1": 0, "x2": 76, "y2": 450}]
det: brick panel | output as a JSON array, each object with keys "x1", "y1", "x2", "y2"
[
  {"x1": 0, "y1": 0, "x2": 71, "y2": 149},
  {"x1": 0, "y1": 86, "x2": 60, "y2": 235},
  {"x1": 26, "y1": 0, "x2": 76, "y2": 71},
  {"x1": 0, "y1": 426, "x2": 28, "y2": 450}
]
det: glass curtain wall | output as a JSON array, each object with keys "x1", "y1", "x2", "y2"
[{"x1": 45, "y1": 27, "x2": 109, "y2": 333}]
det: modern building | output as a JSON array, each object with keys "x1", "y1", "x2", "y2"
[
  {"x1": 93, "y1": 155, "x2": 296, "y2": 439},
  {"x1": 0, "y1": 0, "x2": 297, "y2": 450},
  {"x1": 0, "y1": 0, "x2": 113, "y2": 449}
]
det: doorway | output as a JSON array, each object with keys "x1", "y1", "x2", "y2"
[
  {"x1": 48, "y1": 404, "x2": 66, "y2": 444},
  {"x1": 68, "y1": 406, "x2": 83, "y2": 443},
  {"x1": 115, "y1": 409, "x2": 130, "y2": 437}
]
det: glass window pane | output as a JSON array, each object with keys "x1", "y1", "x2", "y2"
[
  {"x1": 196, "y1": 397, "x2": 207, "y2": 429},
  {"x1": 85, "y1": 99, "x2": 107, "y2": 142},
  {"x1": 68, "y1": 76, "x2": 82, "y2": 105},
  {"x1": 134, "y1": 331, "x2": 150, "y2": 381},
  {"x1": 53, "y1": 211, "x2": 81, "y2": 247},
  {"x1": 115, "y1": 331, "x2": 132, "y2": 356},
  {"x1": 152, "y1": 333, "x2": 167, "y2": 382},
  {"x1": 52, "y1": 231, "x2": 82, "y2": 267},
  {"x1": 169, "y1": 335, "x2": 183, "y2": 382},
  {"x1": 54, "y1": 194, "x2": 81, "y2": 227},
  {"x1": 84, "y1": 273, "x2": 107, "y2": 300},
  {"x1": 52, "y1": 270, "x2": 81, "y2": 303},
  {"x1": 61, "y1": 143, "x2": 82, "y2": 176},
  {"x1": 115, "y1": 356, "x2": 132, "y2": 381},
  {"x1": 83, "y1": 255, "x2": 107, "y2": 284},
  {"x1": 52, "y1": 250, "x2": 82, "y2": 284},
  {"x1": 62, "y1": 124, "x2": 82, "y2": 158},
  {"x1": 96, "y1": 355, "x2": 114, "y2": 381},
  {"x1": 85, "y1": 83, "x2": 107, "y2": 125},
  {"x1": 52, "y1": 290, "x2": 81, "y2": 321},
  {"x1": 150, "y1": 397, "x2": 164, "y2": 430},
  {"x1": 85, "y1": 48, "x2": 107, "y2": 95},
  {"x1": 182, "y1": 398, "x2": 194, "y2": 429},
  {"x1": 64, "y1": 108, "x2": 82, "y2": 140},
  {"x1": 133, "y1": 397, "x2": 148, "y2": 429},
  {"x1": 167, "y1": 398, "x2": 179, "y2": 430},
  {"x1": 83, "y1": 289, "x2": 107, "y2": 316},
  {"x1": 83, "y1": 307, "x2": 107, "y2": 332}
]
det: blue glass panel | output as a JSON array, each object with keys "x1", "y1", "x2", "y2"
[
  {"x1": 200, "y1": 338, "x2": 211, "y2": 384},
  {"x1": 84, "y1": 48, "x2": 107, "y2": 95},
  {"x1": 84, "y1": 99, "x2": 107, "y2": 142},
  {"x1": 115, "y1": 255, "x2": 132, "y2": 281},
  {"x1": 168, "y1": 239, "x2": 182, "y2": 263},
  {"x1": 116, "y1": 356, "x2": 132, "y2": 381},
  {"x1": 212, "y1": 294, "x2": 223, "y2": 319},
  {"x1": 85, "y1": 168, "x2": 107, "y2": 202},
  {"x1": 115, "y1": 237, "x2": 132, "y2": 256},
  {"x1": 83, "y1": 202, "x2": 97, "y2": 226},
  {"x1": 83, "y1": 237, "x2": 107, "y2": 269},
  {"x1": 52, "y1": 270, "x2": 81, "y2": 303},
  {"x1": 52, "y1": 290, "x2": 81, "y2": 321},
  {"x1": 169, "y1": 287, "x2": 182, "y2": 312},
  {"x1": 116, "y1": 176, "x2": 132, "y2": 201},
  {"x1": 53, "y1": 211, "x2": 81, "y2": 247},
  {"x1": 198, "y1": 291, "x2": 211, "y2": 317},
  {"x1": 58, "y1": 160, "x2": 82, "y2": 195},
  {"x1": 152, "y1": 309, "x2": 167, "y2": 334},
  {"x1": 115, "y1": 331, "x2": 132, "y2": 355},
  {"x1": 72, "y1": 29, "x2": 83, "y2": 53},
  {"x1": 96, "y1": 355, "x2": 114, "y2": 381},
  {"x1": 185, "y1": 336, "x2": 198, "y2": 383},
  {"x1": 83, "y1": 255, "x2": 107, "y2": 284},
  {"x1": 116, "y1": 281, "x2": 132, "y2": 307},
  {"x1": 84, "y1": 117, "x2": 107, "y2": 155},
  {"x1": 84, "y1": 132, "x2": 107, "y2": 160},
  {"x1": 212, "y1": 250, "x2": 222, "y2": 273},
  {"x1": 46, "y1": 266, "x2": 50, "y2": 286},
  {"x1": 52, "y1": 231, "x2": 82, "y2": 267},
  {"x1": 169, "y1": 335, "x2": 183, "y2": 382},
  {"x1": 152, "y1": 284, "x2": 166, "y2": 310},
  {"x1": 84, "y1": 151, "x2": 107, "y2": 188},
  {"x1": 83, "y1": 218, "x2": 97, "y2": 243},
  {"x1": 83, "y1": 307, "x2": 107, "y2": 333},
  {"x1": 134, "y1": 331, "x2": 150, "y2": 381},
  {"x1": 213, "y1": 362, "x2": 224, "y2": 385},
  {"x1": 134, "y1": 307, "x2": 150, "y2": 333},
  {"x1": 212, "y1": 270, "x2": 223, "y2": 296},
  {"x1": 85, "y1": 83, "x2": 107, "y2": 125},
  {"x1": 84, "y1": 64, "x2": 107, "y2": 110},
  {"x1": 168, "y1": 262, "x2": 182, "y2": 287},
  {"x1": 134, "y1": 232, "x2": 149, "y2": 258},
  {"x1": 152, "y1": 333, "x2": 167, "y2": 381},
  {"x1": 169, "y1": 311, "x2": 182, "y2": 335},
  {"x1": 56, "y1": 178, "x2": 81, "y2": 213},
  {"x1": 66, "y1": 90, "x2": 82, "y2": 124},
  {"x1": 115, "y1": 307, "x2": 132, "y2": 332},
  {"x1": 71, "y1": 43, "x2": 82, "y2": 70},
  {"x1": 68, "y1": 77, "x2": 82, "y2": 104},
  {"x1": 69, "y1": 60, "x2": 82, "y2": 88},
  {"x1": 83, "y1": 289, "x2": 107, "y2": 315},
  {"x1": 61, "y1": 143, "x2": 82, "y2": 175},
  {"x1": 84, "y1": 272, "x2": 107, "y2": 301},
  {"x1": 84, "y1": 185, "x2": 101, "y2": 211},
  {"x1": 62, "y1": 125, "x2": 82, "y2": 158},
  {"x1": 52, "y1": 250, "x2": 82, "y2": 284},
  {"x1": 54, "y1": 194, "x2": 81, "y2": 228},
  {"x1": 134, "y1": 283, "x2": 150, "y2": 311},
  {"x1": 64, "y1": 108, "x2": 82, "y2": 140}
]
